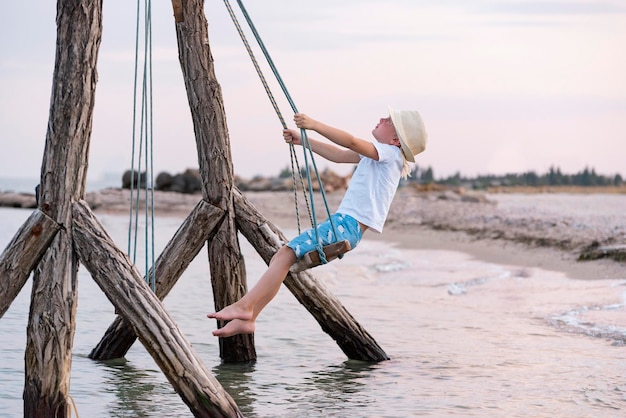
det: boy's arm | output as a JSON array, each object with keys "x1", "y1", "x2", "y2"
[
  {"x1": 294, "y1": 113, "x2": 379, "y2": 161},
  {"x1": 284, "y1": 129, "x2": 360, "y2": 163}
]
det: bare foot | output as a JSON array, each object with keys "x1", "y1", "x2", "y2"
[
  {"x1": 212, "y1": 319, "x2": 256, "y2": 337},
  {"x1": 207, "y1": 303, "x2": 252, "y2": 322}
]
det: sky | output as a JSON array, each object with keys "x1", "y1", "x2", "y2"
[{"x1": 1, "y1": 0, "x2": 625, "y2": 184}]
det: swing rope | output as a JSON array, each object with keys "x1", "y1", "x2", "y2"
[
  {"x1": 128, "y1": 0, "x2": 156, "y2": 291},
  {"x1": 224, "y1": 0, "x2": 343, "y2": 264},
  {"x1": 221, "y1": 0, "x2": 310, "y2": 235}
]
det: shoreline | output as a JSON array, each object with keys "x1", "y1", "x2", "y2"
[
  {"x1": 370, "y1": 225, "x2": 624, "y2": 281},
  {"x1": 1, "y1": 187, "x2": 624, "y2": 281}
]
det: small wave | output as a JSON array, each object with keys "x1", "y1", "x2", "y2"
[
  {"x1": 547, "y1": 304, "x2": 626, "y2": 346},
  {"x1": 370, "y1": 261, "x2": 412, "y2": 273},
  {"x1": 447, "y1": 268, "x2": 532, "y2": 296}
]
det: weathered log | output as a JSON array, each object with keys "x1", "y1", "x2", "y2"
[
  {"x1": 233, "y1": 188, "x2": 390, "y2": 361},
  {"x1": 173, "y1": 0, "x2": 254, "y2": 362},
  {"x1": 0, "y1": 210, "x2": 60, "y2": 318},
  {"x1": 24, "y1": 1, "x2": 102, "y2": 416},
  {"x1": 89, "y1": 199, "x2": 225, "y2": 360},
  {"x1": 72, "y1": 200, "x2": 242, "y2": 417}
]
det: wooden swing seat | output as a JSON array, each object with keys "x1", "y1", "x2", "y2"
[{"x1": 289, "y1": 240, "x2": 351, "y2": 273}]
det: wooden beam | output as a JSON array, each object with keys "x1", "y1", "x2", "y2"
[
  {"x1": 24, "y1": 1, "x2": 102, "y2": 416},
  {"x1": 72, "y1": 200, "x2": 242, "y2": 417},
  {"x1": 171, "y1": 0, "x2": 183, "y2": 23},
  {"x1": 0, "y1": 210, "x2": 60, "y2": 318},
  {"x1": 88, "y1": 199, "x2": 225, "y2": 360},
  {"x1": 172, "y1": 0, "x2": 254, "y2": 362}
]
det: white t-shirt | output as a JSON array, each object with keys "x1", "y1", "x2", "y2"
[{"x1": 336, "y1": 142, "x2": 403, "y2": 233}]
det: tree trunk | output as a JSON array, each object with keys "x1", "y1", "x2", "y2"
[
  {"x1": 72, "y1": 200, "x2": 242, "y2": 417},
  {"x1": 0, "y1": 210, "x2": 60, "y2": 318},
  {"x1": 233, "y1": 188, "x2": 389, "y2": 361},
  {"x1": 24, "y1": 1, "x2": 102, "y2": 416},
  {"x1": 172, "y1": 0, "x2": 255, "y2": 362},
  {"x1": 89, "y1": 199, "x2": 225, "y2": 360}
]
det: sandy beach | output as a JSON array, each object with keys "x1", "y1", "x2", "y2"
[{"x1": 81, "y1": 186, "x2": 626, "y2": 282}]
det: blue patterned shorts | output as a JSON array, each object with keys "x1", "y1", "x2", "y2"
[{"x1": 286, "y1": 213, "x2": 363, "y2": 259}]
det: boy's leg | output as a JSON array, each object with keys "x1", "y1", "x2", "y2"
[{"x1": 207, "y1": 245, "x2": 297, "y2": 323}]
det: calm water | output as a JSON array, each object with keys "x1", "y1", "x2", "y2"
[
  {"x1": 1, "y1": 194, "x2": 625, "y2": 417},
  {"x1": 0, "y1": 175, "x2": 119, "y2": 194}
]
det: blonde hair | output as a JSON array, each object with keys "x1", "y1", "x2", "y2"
[{"x1": 401, "y1": 154, "x2": 411, "y2": 180}]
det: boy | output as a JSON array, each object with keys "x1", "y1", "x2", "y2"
[{"x1": 208, "y1": 107, "x2": 427, "y2": 337}]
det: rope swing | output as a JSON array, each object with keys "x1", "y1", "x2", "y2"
[
  {"x1": 223, "y1": 0, "x2": 351, "y2": 270},
  {"x1": 128, "y1": 0, "x2": 156, "y2": 290}
]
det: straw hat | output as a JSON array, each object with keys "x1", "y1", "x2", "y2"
[{"x1": 388, "y1": 105, "x2": 427, "y2": 162}]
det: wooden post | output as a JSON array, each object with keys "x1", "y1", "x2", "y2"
[
  {"x1": 172, "y1": 0, "x2": 255, "y2": 362},
  {"x1": 23, "y1": 1, "x2": 102, "y2": 416},
  {"x1": 0, "y1": 210, "x2": 61, "y2": 318},
  {"x1": 88, "y1": 199, "x2": 225, "y2": 360},
  {"x1": 72, "y1": 201, "x2": 242, "y2": 417}
]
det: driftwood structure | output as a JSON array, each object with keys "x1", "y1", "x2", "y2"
[{"x1": 0, "y1": 0, "x2": 388, "y2": 416}]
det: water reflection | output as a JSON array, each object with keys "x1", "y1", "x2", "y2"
[
  {"x1": 213, "y1": 361, "x2": 257, "y2": 416},
  {"x1": 211, "y1": 359, "x2": 383, "y2": 417},
  {"x1": 302, "y1": 361, "x2": 378, "y2": 410},
  {"x1": 96, "y1": 357, "x2": 185, "y2": 418}
]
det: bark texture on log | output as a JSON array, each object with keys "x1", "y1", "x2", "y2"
[
  {"x1": 0, "y1": 210, "x2": 60, "y2": 318},
  {"x1": 89, "y1": 199, "x2": 225, "y2": 360},
  {"x1": 24, "y1": 1, "x2": 102, "y2": 416},
  {"x1": 233, "y1": 188, "x2": 389, "y2": 361},
  {"x1": 72, "y1": 200, "x2": 242, "y2": 417},
  {"x1": 173, "y1": 0, "x2": 254, "y2": 362}
]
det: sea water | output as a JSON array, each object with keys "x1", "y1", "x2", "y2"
[
  {"x1": 0, "y1": 197, "x2": 625, "y2": 417},
  {"x1": 0, "y1": 175, "x2": 120, "y2": 194}
]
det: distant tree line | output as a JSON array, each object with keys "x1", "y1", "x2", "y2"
[
  {"x1": 276, "y1": 164, "x2": 623, "y2": 189},
  {"x1": 407, "y1": 165, "x2": 624, "y2": 189}
]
